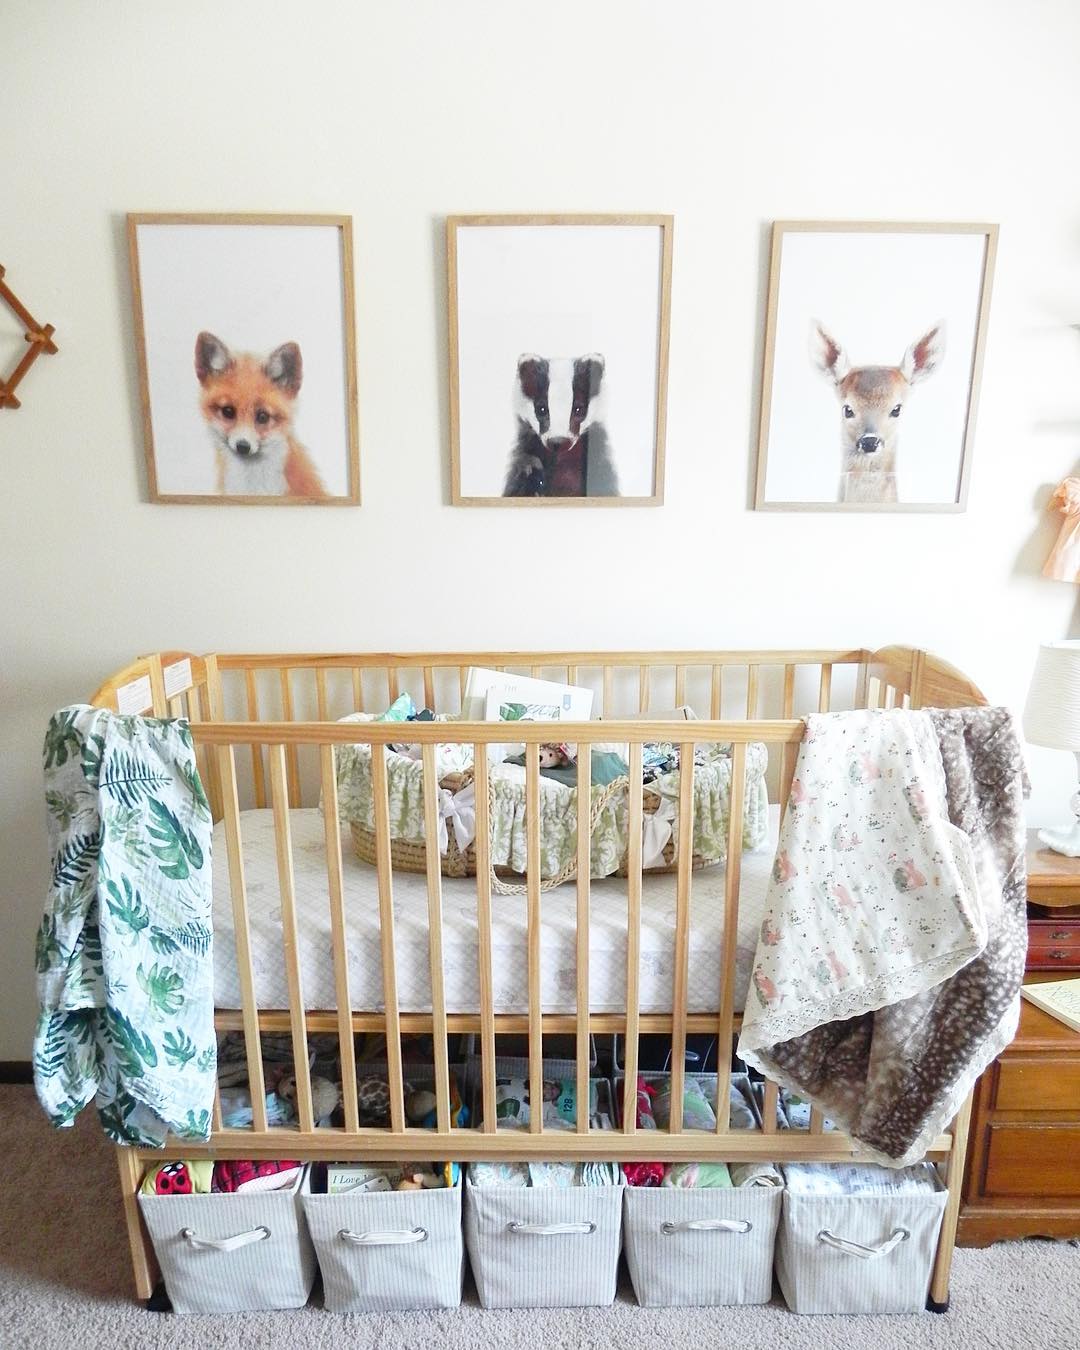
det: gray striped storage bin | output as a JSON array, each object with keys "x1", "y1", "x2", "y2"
[
  {"x1": 464, "y1": 1173, "x2": 624, "y2": 1308},
  {"x1": 138, "y1": 1167, "x2": 316, "y2": 1313},
  {"x1": 775, "y1": 1180, "x2": 948, "y2": 1314},
  {"x1": 623, "y1": 1184, "x2": 782, "y2": 1307},
  {"x1": 301, "y1": 1171, "x2": 464, "y2": 1312}
]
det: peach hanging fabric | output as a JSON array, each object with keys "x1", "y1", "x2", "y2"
[{"x1": 1044, "y1": 477, "x2": 1080, "y2": 583}]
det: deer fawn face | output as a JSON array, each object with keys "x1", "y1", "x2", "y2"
[{"x1": 810, "y1": 321, "x2": 945, "y2": 475}]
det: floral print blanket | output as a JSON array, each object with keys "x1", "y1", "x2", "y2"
[
  {"x1": 34, "y1": 706, "x2": 216, "y2": 1146},
  {"x1": 738, "y1": 707, "x2": 1028, "y2": 1166}
]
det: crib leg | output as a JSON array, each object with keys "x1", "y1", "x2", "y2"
[
  {"x1": 115, "y1": 1147, "x2": 158, "y2": 1301},
  {"x1": 927, "y1": 1090, "x2": 974, "y2": 1312}
]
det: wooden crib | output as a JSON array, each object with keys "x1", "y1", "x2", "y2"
[{"x1": 88, "y1": 645, "x2": 986, "y2": 1309}]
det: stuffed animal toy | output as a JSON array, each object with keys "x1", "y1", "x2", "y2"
[
  {"x1": 539, "y1": 743, "x2": 572, "y2": 769},
  {"x1": 276, "y1": 1072, "x2": 340, "y2": 1124},
  {"x1": 395, "y1": 1169, "x2": 444, "y2": 1191}
]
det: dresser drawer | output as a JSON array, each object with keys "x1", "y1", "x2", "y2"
[
  {"x1": 994, "y1": 1057, "x2": 1080, "y2": 1111},
  {"x1": 1027, "y1": 919, "x2": 1080, "y2": 971},
  {"x1": 984, "y1": 1125, "x2": 1080, "y2": 1198}
]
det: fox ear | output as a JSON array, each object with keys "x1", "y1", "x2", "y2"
[
  {"x1": 264, "y1": 342, "x2": 303, "y2": 395},
  {"x1": 809, "y1": 321, "x2": 849, "y2": 385},
  {"x1": 195, "y1": 332, "x2": 234, "y2": 384},
  {"x1": 901, "y1": 323, "x2": 945, "y2": 384}
]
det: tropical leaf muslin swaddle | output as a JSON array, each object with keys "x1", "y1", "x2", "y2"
[{"x1": 34, "y1": 706, "x2": 216, "y2": 1146}]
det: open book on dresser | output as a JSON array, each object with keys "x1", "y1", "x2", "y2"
[{"x1": 1020, "y1": 977, "x2": 1080, "y2": 1033}]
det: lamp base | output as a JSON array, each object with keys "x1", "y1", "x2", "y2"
[{"x1": 1038, "y1": 818, "x2": 1080, "y2": 858}]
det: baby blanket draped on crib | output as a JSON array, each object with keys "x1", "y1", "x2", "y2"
[
  {"x1": 737, "y1": 706, "x2": 1028, "y2": 1167},
  {"x1": 33, "y1": 706, "x2": 216, "y2": 1146}
]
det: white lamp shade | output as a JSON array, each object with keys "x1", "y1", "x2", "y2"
[{"x1": 1024, "y1": 640, "x2": 1080, "y2": 750}]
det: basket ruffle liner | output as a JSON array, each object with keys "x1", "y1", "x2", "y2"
[{"x1": 333, "y1": 719, "x2": 770, "y2": 881}]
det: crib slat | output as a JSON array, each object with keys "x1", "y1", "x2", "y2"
[
  {"x1": 458, "y1": 667, "x2": 467, "y2": 710},
  {"x1": 278, "y1": 669, "x2": 301, "y2": 806},
  {"x1": 818, "y1": 663, "x2": 833, "y2": 714},
  {"x1": 315, "y1": 668, "x2": 329, "y2": 721},
  {"x1": 421, "y1": 743, "x2": 452, "y2": 1134},
  {"x1": 716, "y1": 741, "x2": 746, "y2": 1135},
  {"x1": 746, "y1": 666, "x2": 759, "y2": 719},
  {"x1": 370, "y1": 744, "x2": 405, "y2": 1134},
  {"x1": 782, "y1": 664, "x2": 795, "y2": 718},
  {"x1": 526, "y1": 742, "x2": 543, "y2": 1135},
  {"x1": 855, "y1": 661, "x2": 870, "y2": 710},
  {"x1": 602, "y1": 666, "x2": 613, "y2": 717},
  {"x1": 187, "y1": 685, "x2": 222, "y2": 822},
  {"x1": 669, "y1": 741, "x2": 696, "y2": 1134},
  {"x1": 245, "y1": 669, "x2": 267, "y2": 808},
  {"x1": 576, "y1": 743, "x2": 592, "y2": 1136},
  {"x1": 675, "y1": 664, "x2": 686, "y2": 708},
  {"x1": 623, "y1": 742, "x2": 643, "y2": 1134},
  {"x1": 217, "y1": 745, "x2": 267, "y2": 1133},
  {"x1": 472, "y1": 744, "x2": 497, "y2": 1134},
  {"x1": 352, "y1": 668, "x2": 364, "y2": 713},
  {"x1": 320, "y1": 745, "x2": 359, "y2": 1134},
  {"x1": 638, "y1": 665, "x2": 650, "y2": 713},
  {"x1": 423, "y1": 666, "x2": 435, "y2": 709},
  {"x1": 763, "y1": 1079, "x2": 779, "y2": 1136},
  {"x1": 388, "y1": 668, "x2": 400, "y2": 703},
  {"x1": 269, "y1": 746, "x2": 314, "y2": 1134},
  {"x1": 710, "y1": 665, "x2": 723, "y2": 719},
  {"x1": 810, "y1": 1106, "x2": 826, "y2": 1135},
  {"x1": 212, "y1": 1082, "x2": 223, "y2": 1133}
]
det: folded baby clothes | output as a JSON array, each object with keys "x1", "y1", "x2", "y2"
[
  {"x1": 212, "y1": 1159, "x2": 301, "y2": 1194},
  {"x1": 622, "y1": 1161, "x2": 666, "y2": 1187},
  {"x1": 650, "y1": 1077, "x2": 717, "y2": 1132},
  {"x1": 469, "y1": 1161, "x2": 530, "y2": 1188},
  {"x1": 528, "y1": 1161, "x2": 579, "y2": 1188},
  {"x1": 728, "y1": 1161, "x2": 784, "y2": 1188},
  {"x1": 783, "y1": 1162, "x2": 939, "y2": 1196},
  {"x1": 141, "y1": 1160, "x2": 215, "y2": 1196},
  {"x1": 780, "y1": 1090, "x2": 836, "y2": 1132},
  {"x1": 663, "y1": 1161, "x2": 733, "y2": 1189},
  {"x1": 581, "y1": 1162, "x2": 620, "y2": 1187}
]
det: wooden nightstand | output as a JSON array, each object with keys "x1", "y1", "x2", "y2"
[{"x1": 956, "y1": 831, "x2": 1080, "y2": 1246}]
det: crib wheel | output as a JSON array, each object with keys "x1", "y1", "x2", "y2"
[
  {"x1": 145, "y1": 1282, "x2": 172, "y2": 1313},
  {"x1": 926, "y1": 1293, "x2": 950, "y2": 1314}
]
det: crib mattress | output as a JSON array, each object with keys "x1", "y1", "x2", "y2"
[{"x1": 211, "y1": 806, "x2": 779, "y2": 1016}]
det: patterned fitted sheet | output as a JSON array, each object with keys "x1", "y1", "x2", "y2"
[{"x1": 211, "y1": 806, "x2": 780, "y2": 1015}]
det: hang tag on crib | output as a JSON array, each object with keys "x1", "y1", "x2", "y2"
[
  {"x1": 163, "y1": 658, "x2": 193, "y2": 699},
  {"x1": 117, "y1": 674, "x2": 153, "y2": 715}
]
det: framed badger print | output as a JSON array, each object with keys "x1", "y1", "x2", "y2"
[
  {"x1": 128, "y1": 213, "x2": 360, "y2": 505},
  {"x1": 448, "y1": 215, "x2": 672, "y2": 506},
  {"x1": 755, "y1": 221, "x2": 997, "y2": 512}
]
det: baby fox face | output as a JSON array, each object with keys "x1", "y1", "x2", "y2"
[
  {"x1": 811, "y1": 321, "x2": 945, "y2": 472},
  {"x1": 195, "y1": 331, "x2": 302, "y2": 464}
]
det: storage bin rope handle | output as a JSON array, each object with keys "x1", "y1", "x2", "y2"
[
  {"x1": 659, "y1": 1218, "x2": 752, "y2": 1236},
  {"x1": 179, "y1": 1225, "x2": 270, "y2": 1252},
  {"x1": 506, "y1": 1220, "x2": 597, "y2": 1236},
  {"x1": 816, "y1": 1228, "x2": 910, "y2": 1261},
  {"x1": 338, "y1": 1226, "x2": 428, "y2": 1246}
]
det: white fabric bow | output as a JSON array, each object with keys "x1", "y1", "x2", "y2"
[
  {"x1": 436, "y1": 781, "x2": 476, "y2": 855},
  {"x1": 641, "y1": 796, "x2": 678, "y2": 869}
]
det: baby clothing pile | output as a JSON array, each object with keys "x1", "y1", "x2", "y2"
[
  {"x1": 469, "y1": 1161, "x2": 621, "y2": 1188},
  {"x1": 141, "y1": 1158, "x2": 302, "y2": 1196}
]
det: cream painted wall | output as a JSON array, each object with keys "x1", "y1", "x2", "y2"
[{"x1": 3, "y1": 0, "x2": 1080, "y2": 1059}]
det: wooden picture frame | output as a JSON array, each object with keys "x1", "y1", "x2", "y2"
[
  {"x1": 754, "y1": 220, "x2": 997, "y2": 513},
  {"x1": 128, "y1": 213, "x2": 360, "y2": 505},
  {"x1": 448, "y1": 214, "x2": 672, "y2": 507}
]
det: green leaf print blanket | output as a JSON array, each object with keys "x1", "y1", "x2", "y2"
[
  {"x1": 34, "y1": 706, "x2": 216, "y2": 1146},
  {"x1": 737, "y1": 707, "x2": 1028, "y2": 1166}
]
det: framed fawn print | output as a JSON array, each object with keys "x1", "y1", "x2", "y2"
[
  {"x1": 448, "y1": 214, "x2": 672, "y2": 506},
  {"x1": 755, "y1": 221, "x2": 997, "y2": 512},
  {"x1": 128, "y1": 213, "x2": 360, "y2": 505}
]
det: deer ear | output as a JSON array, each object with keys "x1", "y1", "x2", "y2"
[
  {"x1": 195, "y1": 332, "x2": 234, "y2": 385},
  {"x1": 901, "y1": 323, "x2": 945, "y2": 384},
  {"x1": 809, "y1": 321, "x2": 849, "y2": 385},
  {"x1": 264, "y1": 342, "x2": 303, "y2": 395}
]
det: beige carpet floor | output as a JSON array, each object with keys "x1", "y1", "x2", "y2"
[{"x1": 2, "y1": 1084, "x2": 1078, "y2": 1349}]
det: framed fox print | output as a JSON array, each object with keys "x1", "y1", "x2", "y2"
[
  {"x1": 128, "y1": 214, "x2": 360, "y2": 505},
  {"x1": 448, "y1": 214, "x2": 672, "y2": 506},
  {"x1": 755, "y1": 221, "x2": 997, "y2": 512}
]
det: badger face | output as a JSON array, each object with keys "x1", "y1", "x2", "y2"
[{"x1": 515, "y1": 353, "x2": 605, "y2": 452}]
